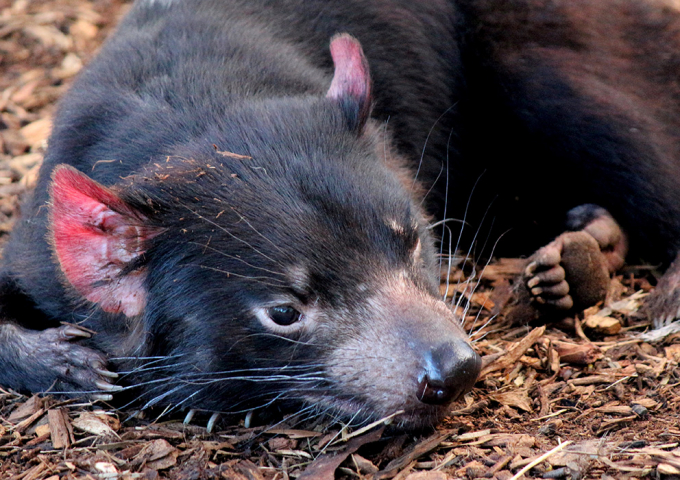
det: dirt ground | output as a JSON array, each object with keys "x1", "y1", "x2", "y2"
[{"x1": 1, "y1": 1, "x2": 679, "y2": 479}]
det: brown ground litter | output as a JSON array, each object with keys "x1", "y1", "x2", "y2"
[{"x1": 1, "y1": 1, "x2": 679, "y2": 479}]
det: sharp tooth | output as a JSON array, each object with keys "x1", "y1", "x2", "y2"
[{"x1": 244, "y1": 410, "x2": 253, "y2": 429}]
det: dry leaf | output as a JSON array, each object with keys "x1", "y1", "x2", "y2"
[
  {"x1": 94, "y1": 462, "x2": 118, "y2": 474},
  {"x1": 594, "y1": 404, "x2": 634, "y2": 415},
  {"x1": 489, "y1": 390, "x2": 533, "y2": 412},
  {"x1": 298, "y1": 427, "x2": 383, "y2": 480},
  {"x1": 553, "y1": 340, "x2": 602, "y2": 364},
  {"x1": 135, "y1": 439, "x2": 179, "y2": 470},
  {"x1": 34, "y1": 423, "x2": 50, "y2": 437},
  {"x1": 632, "y1": 398, "x2": 658, "y2": 409},
  {"x1": 584, "y1": 315, "x2": 622, "y2": 334},
  {"x1": 268, "y1": 437, "x2": 296, "y2": 451},
  {"x1": 234, "y1": 460, "x2": 266, "y2": 480},
  {"x1": 352, "y1": 453, "x2": 379, "y2": 474},
  {"x1": 480, "y1": 326, "x2": 546, "y2": 377},
  {"x1": 72, "y1": 411, "x2": 119, "y2": 437},
  {"x1": 8, "y1": 395, "x2": 43, "y2": 423},
  {"x1": 665, "y1": 344, "x2": 680, "y2": 362},
  {"x1": 658, "y1": 463, "x2": 680, "y2": 475},
  {"x1": 14, "y1": 408, "x2": 46, "y2": 435}
]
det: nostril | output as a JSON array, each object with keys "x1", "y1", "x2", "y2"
[{"x1": 417, "y1": 375, "x2": 452, "y2": 405}]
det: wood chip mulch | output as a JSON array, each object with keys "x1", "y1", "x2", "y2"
[{"x1": 1, "y1": 1, "x2": 680, "y2": 479}]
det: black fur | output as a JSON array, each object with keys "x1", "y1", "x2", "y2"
[
  {"x1": 2, "y1": 0, "x2": 680, "y2": 425},
  {"x1": 0, "y1": 0, "x2": 469, "y2": 425}
]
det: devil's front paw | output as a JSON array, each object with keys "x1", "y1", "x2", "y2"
[{"x1": 8, "y1": 323, "x2": 121, "y2": 400}]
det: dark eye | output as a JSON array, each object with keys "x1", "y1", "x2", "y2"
[{"x1": 267, "y1": 306, "x2": 302, "y2": 326}]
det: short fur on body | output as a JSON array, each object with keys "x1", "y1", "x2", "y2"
[{"x1": 2, "y1": 0, "x2": 680, "y2": 427}]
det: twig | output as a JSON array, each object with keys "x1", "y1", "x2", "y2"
[{"x1": 509, "y1": 440, "x2": 573, "y2": 480}]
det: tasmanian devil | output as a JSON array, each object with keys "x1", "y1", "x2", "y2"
[{"x1": 2, "y1": 0, "x2": 680, "y2": 430}]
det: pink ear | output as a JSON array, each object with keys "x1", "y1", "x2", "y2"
[
  {"x1": 50, "y1": 165, "x2": 160, "y2": 317},
  {"x1": 326, "y1": 33, "x2": 372, "y2": 130}
]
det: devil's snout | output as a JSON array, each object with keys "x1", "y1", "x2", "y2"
[{"x1": 416, "y1": 340, "x2": 481, "y2": 405}]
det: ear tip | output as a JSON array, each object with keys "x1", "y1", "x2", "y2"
[
  {"x1": 51, "y1": 164, "x2": 86, "y2": 191},
  {"x1": 51, "y1": 163, "x2": 79, "y2": 177},
  {"x1": 329, "y1": 34, "x2": 368, "y2": 70},
  {"x1": 330, "y1": 33, "x2": 362, "y2": 51},
  {"x1": 49, "y1": 164, "x2": 126, "y2": 216}
]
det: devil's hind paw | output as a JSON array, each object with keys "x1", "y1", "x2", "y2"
[{"x1": 524, "y1": 231, "x2": 610, "y2": 312}]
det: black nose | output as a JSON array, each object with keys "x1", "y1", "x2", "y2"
[{"x1": 416, "y1": 341, "x2": 481, "y2": 406}]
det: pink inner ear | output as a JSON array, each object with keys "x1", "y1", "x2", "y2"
[
  {"x1": 50, "y1": 165, "x2": 159, "y2": 317},
  {"x1": 326, "y1": 34, "x2": 372, "y2": 121}
]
